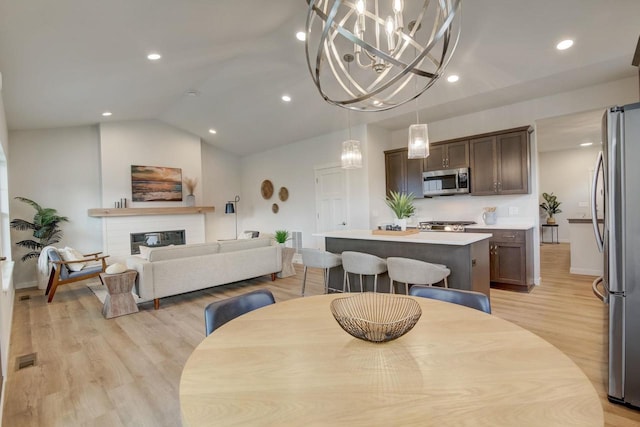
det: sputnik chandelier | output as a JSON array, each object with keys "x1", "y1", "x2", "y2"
[{"x1": 305, "y1": 0, "x2": 461, "y2": 112}]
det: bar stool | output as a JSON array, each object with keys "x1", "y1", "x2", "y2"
[
  {"x1": 300, "y1": 249, "x2": 342, "y2": 296},
  {"x1": 387, "y1": 257, "x2": 450, "y2": 295},
  {"x1": 341, "y1": 251, "x2": 387, "y2": 293}
]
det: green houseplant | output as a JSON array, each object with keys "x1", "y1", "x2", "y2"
[
  {"x1": 385, "y1": 191, "x2": 416, "y2": 230},
  {"x1": 539, "y1": 192, "x2": 562, "y2": 224},
  {"x1": 274, "y1": 230, "x2": 291, "y2": 245},
  {"x1": 10, "y1": 197, "x2": 69, "y2": 261}
]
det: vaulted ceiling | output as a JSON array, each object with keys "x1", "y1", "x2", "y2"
[{"x1": 0, "y1": 0, "x2": 638, "y2": 155}]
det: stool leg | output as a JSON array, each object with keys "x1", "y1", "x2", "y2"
[
  {"x1": 359, "y1": 274, "x2": 364, "y2": 292},
  {"x1": 301, "y1": 266, "x2": 308, "y2": 296},
  {"x1": 444, "y1": 277, "x2": 449, "y2": 288},
  {"x1": 323, "y1": 268, "x2": 329, "y2": 294},
  {"x1": 343, "y1": 271, "x2": 350, "y2": 292},
  {"x1": 405, "y1": 282, "x2": 409, "y2": 295},
  {"x1": 390, "y1": 279, "x2": 394, "y2": 294},
  {"x1": 373, "y1": 274, "x2": 378, "y2": 293}
]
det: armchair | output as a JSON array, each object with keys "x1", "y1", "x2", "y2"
[{"x1": 45, "y1": 248, "x2": 109, "y2": 303}]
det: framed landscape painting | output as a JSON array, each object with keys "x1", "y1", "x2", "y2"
[{"x1": 131, "y1": 165, "x2": 183, "y2": 201}]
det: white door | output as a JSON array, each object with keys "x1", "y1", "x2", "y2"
[{"x1": 315, "y1": 165, "x2": 348, "y2": 248}]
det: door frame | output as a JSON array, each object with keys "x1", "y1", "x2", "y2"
[{"x1": 313, "y1": 163, "x2": 349, "y2": 248}]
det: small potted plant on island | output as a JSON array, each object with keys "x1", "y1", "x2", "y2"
[
  {"x1": 539, "y1": 192, "x2": 562, "y2": 224},
  {"x1": 274, "y1": 230, "x2": 295, "y2": 278},
  {"x1": 385, "y1": 191, "x2": 416, "y2": 231}
]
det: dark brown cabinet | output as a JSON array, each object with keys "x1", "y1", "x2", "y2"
[
  {"x1": 470, "y1": 228, "x2": 534, "y2": 291},
  {"x1": 384, "y1": 148, "x2": 423, "y2": 197},
  {"x1": 424, "y1": 140, "x2": 469, "y2": 171},
  {"x1": 470, "y1": 128, "x2": 530, "y2": 195}
]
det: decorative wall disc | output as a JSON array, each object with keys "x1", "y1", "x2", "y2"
[
  {"x1": 278, "y1": 187, "x2": 289, "y2": 202},
  {"x1": 261, "y1": 180, "x2": 274, "y2": 199},
  {"x1": 272, "y1": 203, "x2": 279, "y2": 214}
]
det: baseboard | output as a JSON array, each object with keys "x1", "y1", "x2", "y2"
[
  {"x1": 14, "y1": 280, "x2": 38, "y2": 290},
  {"x1": 570, "y1": 267, "x2": 602, "y2": 276}
]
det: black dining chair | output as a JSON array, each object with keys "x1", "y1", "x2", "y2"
[
  {"x1": 204, "y1": 289, "x2": 276, "y2": 336},
  {"x1": 409, "y1": 286, "x2": 491, "y2": 314}
]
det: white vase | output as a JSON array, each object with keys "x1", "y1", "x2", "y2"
[
  {"x1": 185, "y1": 194, "x2": 195, "y2": 207},
  {"x1": 395, "y1": 218, "x2": 407, "y2": 231}
]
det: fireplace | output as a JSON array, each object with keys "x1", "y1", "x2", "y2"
[{"x1": 130, "y1": 230, "x2": 186, "y2": 255}]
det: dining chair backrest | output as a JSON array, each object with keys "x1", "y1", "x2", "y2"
[
  {"x1": 409, "y1": 286, "x2": 491, "y2": 314},
  {"x1": 204, "y1": 289, "x2": 276, "y2": 336}
]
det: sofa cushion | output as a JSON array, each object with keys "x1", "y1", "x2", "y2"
[
  {"x1": 218, "y1": 237, "x2": 271, "y2": 253},
  {"x1": 59, "y1": 247, "x2": 87, "y2": 272},
  {"x1": 148, "y1": 243, "x2": 220, "y2": 262}
]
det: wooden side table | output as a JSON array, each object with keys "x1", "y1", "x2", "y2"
[
  {"x1": 277, "y1": 247, "x2": 296, "y2": 278},
  {"x1": 99, "y1": 270, "x2": 139, "y2": 318}
]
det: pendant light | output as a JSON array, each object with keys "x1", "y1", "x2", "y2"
[
  {"x1": 341, "y1": 54, "x2": 363, "y2": 169},
  {"x1": 408, "y1": 109, "x2": 429, "y2": 159}
]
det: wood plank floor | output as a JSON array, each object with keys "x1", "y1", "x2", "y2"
[{"x1": 3, "y1": 243, "x2": 640, "y2": 426}]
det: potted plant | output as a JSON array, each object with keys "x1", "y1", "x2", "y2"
[
  {"x1": 274, "y1": 230, "x2": 290, "y2": 246},
  {"x1": 183, "y1": 177, "x2": 197, "y2": 207},
  {"x1": 385, "y1": 191, "x2": 416, "y2": 231},
  {"x1": 10, "y1": 197, "x2": 69, "y2": 262},
  {"x1": 539, "y1": 192, "x2": 562, "y2": 224}
]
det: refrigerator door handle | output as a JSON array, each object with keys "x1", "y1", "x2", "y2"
[
  {"x1": 592, "y1": 276, "x2": 608, "y2": 303},
  {"x1": 591, "y1": 151, "x2": 604, "y2": 253}
]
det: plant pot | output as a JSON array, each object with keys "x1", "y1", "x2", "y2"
[
  {"x1": 394, "y1": 218, "x2": 407, "y2": 231},
  {"x1": 547, "y1": 217, "x2": 556, "y2": 225}
]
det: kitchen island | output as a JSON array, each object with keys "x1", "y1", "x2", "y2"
[{"x1": 320, "y1": 230, "x2": 491, "y2": 296}]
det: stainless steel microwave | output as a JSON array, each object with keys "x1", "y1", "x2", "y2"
[{"x1": 422, "y1": 168, "x2": 470, "y2": 196}]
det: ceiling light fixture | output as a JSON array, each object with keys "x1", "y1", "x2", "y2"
[
  {"x1": 408, "y1": 68, "x2": 429, "y2": 159},
  {"x1": 305, "y1": 0, "x2": 461, "y2": 112},
  {"x1": 580, "y1": 142, "x2": 593, "y2": 147},
  {"x1": 209, "y1": 129, "x2": 217, "y2": 134},
  {"x1": 556, "y1": 39, "x2": 574, "y2": 50},
  {"x1": 296, "y1": 31, "x2": 306, "y2": 41},
  {"x1": 281, "y1": 95, "x2": 292, "y2": 102},
  {"x1": 447, "y1": 74, "x2": 459, "y2": 83},
  {"x1": 102, "y1": 111, "x2": 112, "y2": 117},
  {"x1": 147, "y1": 52, "x2": 162, "y2": 61},
  {"x1": 341, "y1": 55, "x2": 362, "y2": 169}
]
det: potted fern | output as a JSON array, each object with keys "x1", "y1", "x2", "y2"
[
  {"x1": 274, "y1": 230, "x2": 290, "y2": 246},
  {"x1": 539, "y1": 192, "x2": 562, "y2": 224},
  {"x1": 385, "y1": 191, "x2": 416, "y2": 231}
]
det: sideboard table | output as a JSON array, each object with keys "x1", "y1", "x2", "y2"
[{"x1": 99, "y1": 270, "x2": 139, "y2": 318}]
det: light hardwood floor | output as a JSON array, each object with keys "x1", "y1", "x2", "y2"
[{"x1": 3, "y1": 244, "x2": 640, "y2": 426}]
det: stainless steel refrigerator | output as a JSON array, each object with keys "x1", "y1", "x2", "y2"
[{"x1": 592, "y1": 101, "x2": 640, "y2": 409}]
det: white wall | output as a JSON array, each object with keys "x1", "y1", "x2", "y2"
[
  {"x1": 9, "y1": 126, "x2": 102, "y2": 287},
  {"x1": 240, "y1": 125, "x2": 369, "y2": 248},
  {"x1": 366, "y1": 125, "x2": 393, "y2": 227},
  {"x1": 99, "y1": 120, "x2": 202, "y2": 208},
  {"x1": 200, "y1": 142, "x2": 242, "y2": 241},
  {"x1": 538, "y1": 146, "x2": 600, "y2": 242}
]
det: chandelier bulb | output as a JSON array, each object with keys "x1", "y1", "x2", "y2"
[{"x1": 393, "y1": 0, "x2": 403, "y2": 14}]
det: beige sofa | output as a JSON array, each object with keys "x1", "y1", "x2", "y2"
[{"x1": 126, "y1": 237, "x2": 282, "y2": 309}]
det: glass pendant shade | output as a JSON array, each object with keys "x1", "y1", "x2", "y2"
[
  {"x1": 408, "y1": 124, "x2": 429, "y2": 159},
  {"x1": 341, "y1": 140, "x2": 363, "y2": 169},
  {"x1": 224, "y1": 202, "x2": 235, "y2": 214}
]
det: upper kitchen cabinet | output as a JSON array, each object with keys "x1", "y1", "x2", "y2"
[
  {"x1": 470, "y1": 127, "x2": 531, "y2": 195},
  {"x1": 424, "y1": 140, "x2": 469, "y2": 171},
  {"x1": 384, "y1": 148, "x2": 423, "y2": 197}
]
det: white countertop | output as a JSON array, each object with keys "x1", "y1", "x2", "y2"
[
  {"x1": 317, "y1": 229, "x2": 491, "y2": 246},
  {"x1": 466, "y1": 223, "x2": 534, "y2": 231}
]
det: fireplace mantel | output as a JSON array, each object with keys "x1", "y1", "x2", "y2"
[{"x1": 88, "y1": 206, "x2": 214, "y2": 217}]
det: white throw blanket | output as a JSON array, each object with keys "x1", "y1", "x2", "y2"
[{"x1": 37, "y1": 245, "x2": 57, "y2": 276}]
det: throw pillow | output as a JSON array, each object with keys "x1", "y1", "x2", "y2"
[
  {"x1": 59, "y1": 247, "x2": 86, "y2": 272},
  {"x1": 105, "y1": 263, "x2": 127, "y2": 274},
  {"x1": 138, "y1": 245, "x2": 151, "y2": 260},
  {"x1": 238, "y1": 232, "x2": 253, "y2": 240}
]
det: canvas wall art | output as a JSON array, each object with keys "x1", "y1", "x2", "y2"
[{"x1": 131, "y1": 165, "x2": 183, "y2": 201}]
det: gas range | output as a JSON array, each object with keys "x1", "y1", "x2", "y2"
[{"x1": 418, "y1": 221, "x2": 476, "y2": 232}]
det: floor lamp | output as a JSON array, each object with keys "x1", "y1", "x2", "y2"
[{"x1": 225, "y1": 195, "x2": 240, "y2": 239}]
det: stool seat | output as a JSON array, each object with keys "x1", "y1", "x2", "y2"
[
  {"x1": 341, "y1": 251, "x2": 387, "y2": 293},
  {"x1": 387, "y1": 257, "x2": 450, "y2": 294},
  {"x1": 300, "y1": 249, "x2": 342, "y2": 296}
]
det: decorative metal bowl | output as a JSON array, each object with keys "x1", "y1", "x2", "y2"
[{"x1": 330, "y1": 293, "x2": 422, "y2": 343}]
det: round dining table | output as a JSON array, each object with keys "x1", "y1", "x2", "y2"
[{"x1": 180, "y1": 294, "x2": 603, "y2": 426}]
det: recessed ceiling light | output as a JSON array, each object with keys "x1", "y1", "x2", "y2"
[
  {"x1": 186, "y1": 90, "x2": 200, "y2": 97},
  {"x1": 556, "y1": 39, "x2": 574, "y2": 50},
  {"x1": 208, "y1": 129, "x2": 217, "y2": 134},
  {"x1": 447, "y1": 74, "x2": 460, "y2": 83},
  {"x1": 296, "y1": 31, "x2": 306, "y2": 41},
  {"x1": 102, "y1": 111, "x2": 112, "y2": 117},
  {"x1": 147, "y1": 52, "x2": 162, "y2": 61},
  {"x1": 580, "y1": 142, "x2": 593, "y2": 147},
  {"x1": 281, "y1": 95, "x2": 292, "y2": 102}
]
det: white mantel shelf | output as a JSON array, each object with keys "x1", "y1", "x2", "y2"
[{"x1": 88, "y1": 206, "x2": 215, "y2": 217}]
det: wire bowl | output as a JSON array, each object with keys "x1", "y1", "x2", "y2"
[{"x1": 330, "y1": 293, "x2": 422, "y2": 343}]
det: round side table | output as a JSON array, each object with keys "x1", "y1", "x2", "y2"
[{"x1": 99, "y1": 270, "x2": 139, "y2": 318}]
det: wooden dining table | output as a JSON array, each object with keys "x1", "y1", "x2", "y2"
[{"x1": 180, "y1": 294, "x2": 603, "y2": 426}]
